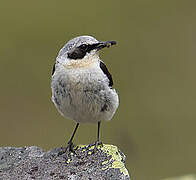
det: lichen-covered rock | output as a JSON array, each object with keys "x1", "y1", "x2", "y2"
[{"x1": 0, "y1": 144, "x2": 130, "y2": 180}]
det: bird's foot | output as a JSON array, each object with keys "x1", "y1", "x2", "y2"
[
  {"x1": 88, "y1": 140, "x2": 103, "y2": 153},
  {"x1": 94, "y1": 140, "x2": 103, "y2": 149},
  {"x1": 58, "y1": 141, "x2": 75, "y2": 156}
]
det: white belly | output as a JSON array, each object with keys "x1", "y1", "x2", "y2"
[{"x1": 51, "y1": 65, "x2": 119, "y2": 123}]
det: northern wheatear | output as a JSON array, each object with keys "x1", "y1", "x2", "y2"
[{"x1": 51, "y1": 35, "x2": 119, "y2": 153}]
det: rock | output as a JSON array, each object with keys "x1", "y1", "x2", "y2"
[{"x1": 0, "y1": 144, "x2": 130, "y2": 180}]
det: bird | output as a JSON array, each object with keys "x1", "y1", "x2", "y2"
[{"x1": 51, "y1": 35, "x2": 119, "y2": 153}]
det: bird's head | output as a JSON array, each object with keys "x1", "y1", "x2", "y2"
[{"x1": 57, "y1": 36, "x2": 116, "y2": 62}]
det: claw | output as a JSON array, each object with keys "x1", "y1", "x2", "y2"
[
  {"x1": 95, "y1": 140, "x2": 103, "y2": 149},
  {"x1": 58, "y1": 142, "x2": 75, "y2": 156},
  {"x1": 87, "y1": 141, "x2": 103, "y2": 154},
  {"x1": 58, "y1": 123, "x2": 79, "y2": 156}
]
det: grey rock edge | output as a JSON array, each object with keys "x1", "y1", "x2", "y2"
[{"x1": 0, "y1": 144, "x2": 130, "y2": 180}]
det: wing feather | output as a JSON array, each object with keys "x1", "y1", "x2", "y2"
[
  {"x1": 99, "y1": 61, "x2": 113, "y2": 87},
  {"x1": 52, "y1": 63, "x2": 56, "y2": 75}
]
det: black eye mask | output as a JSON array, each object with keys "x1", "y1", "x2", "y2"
[
  {"x1": 67, "y1": 41, "x2": 116, "y2": 60},
  {"x1": 67, "y1": 44, "x2": 92, "y2": 60},
  {"x1": 67, "y1": 47, "x2": 86, "y2": 60}
]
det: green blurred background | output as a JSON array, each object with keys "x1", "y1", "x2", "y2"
[{"x1": 0, "y1": 0, "x2": 196, "y2": 179}]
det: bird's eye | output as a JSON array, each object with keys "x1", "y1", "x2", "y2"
[{"x1": 79, "y1": 44, "x2": 88, "y2": 50}]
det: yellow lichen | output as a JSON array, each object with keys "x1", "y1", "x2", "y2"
[
  {"x1": 66, "y1": 158, "x2": 71, "y2": 163},
  {"x1": 88, "y1": 151, "x2": 92, "y2": 155},
  {"x1": 101, "y1": 144, "x2": 129, "y2": 176},
  {"x1": 102, "y1": 160, "x2": 109, "y2": 165},
  {"x1": 76, "y1": 144, "x2": 129, "y2": 176}
]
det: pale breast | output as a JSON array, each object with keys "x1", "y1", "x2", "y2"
[{"x1": 51, "y1": 62, "x2": 119, "y2": 123}]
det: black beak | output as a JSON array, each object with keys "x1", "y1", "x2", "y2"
[{"x1": 94, "y1": 41, "x2": 117, "y2": 51}]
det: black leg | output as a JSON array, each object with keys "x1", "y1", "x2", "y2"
[
  {"x1": 58, "y1": 123, "x2": 79, "y2": 155},
  {"x1": 67, "y1": 122, "x2": 79, "y2": 145},
  {"x1": 86, "y1": 121, "x2": 103, "y2": 153},
  {"x1": 97, "y1": 121, "x2": 101, "y2": 142},
  {"x1": 94, "y1": 121, "x2": 103, "y2": 150}
]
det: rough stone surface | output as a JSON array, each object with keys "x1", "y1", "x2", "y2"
[{"x1": 0, "y1": 144, "x2": 130, "y2": 180}]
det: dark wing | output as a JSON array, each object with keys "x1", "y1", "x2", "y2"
[
  {"x1": 99, "y1": 61, "x2": 113, "y2": 87},
  {"x1": 52, "y1": 63, "x2": 56, "y2": 75}
]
